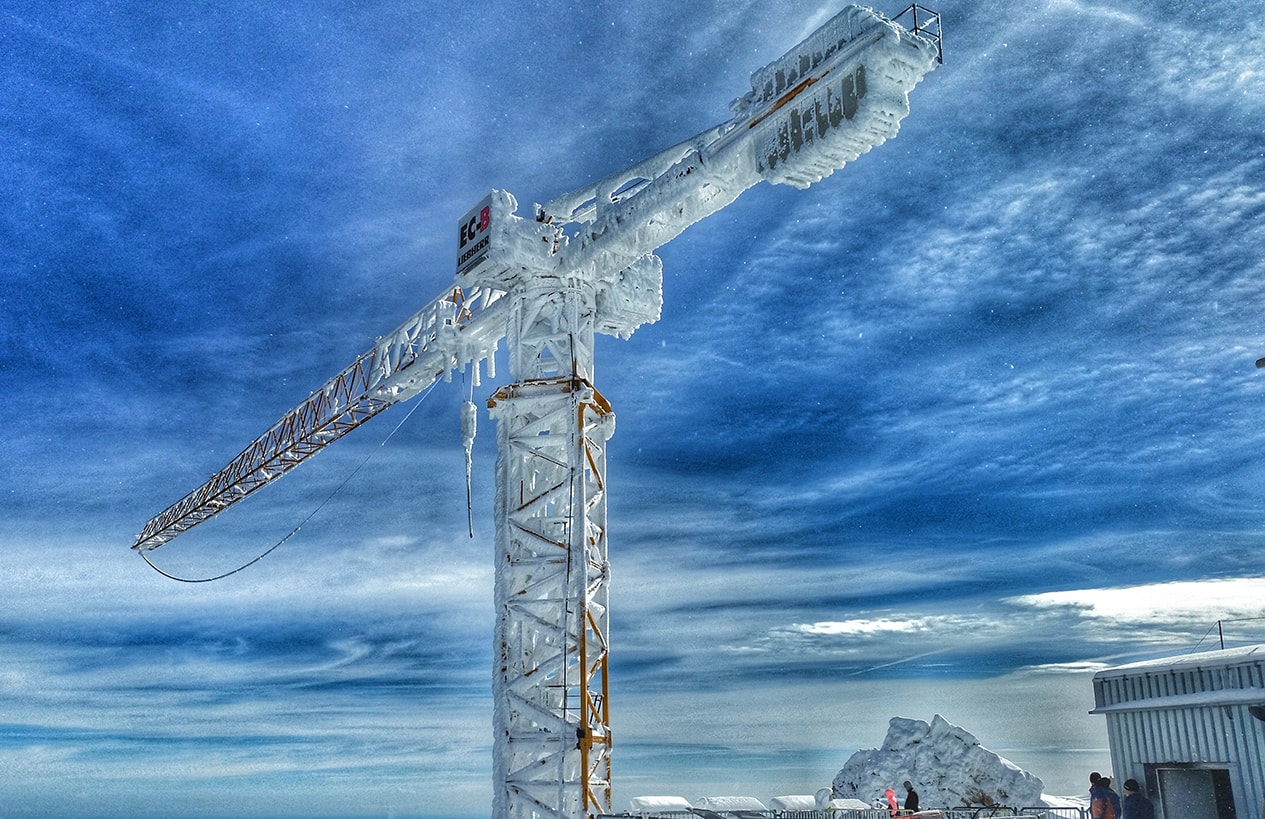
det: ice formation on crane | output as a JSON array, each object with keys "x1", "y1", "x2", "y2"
[{"x1": 132, "y1": 6, "x2": 941, "y2": 818}]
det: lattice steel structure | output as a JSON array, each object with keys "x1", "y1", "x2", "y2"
[
  {"x1": 487, "y1": 280, "x2": 615, "y2": 815},
  {"x1": 133, "y1": 7, "x2": 941, "y2": 817}
]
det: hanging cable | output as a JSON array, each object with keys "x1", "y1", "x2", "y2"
[{"x1": 139, "y1": 382, "x2": 437, "y2": 583}]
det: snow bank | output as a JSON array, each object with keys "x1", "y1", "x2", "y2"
[
  {"x1": 769, "y1": 794, "x2": 818, "y2": 810},
  {"x1": 628, "y1": 795, "x2": 692, "y2": 813},
  {"x1": 813, "y1": 788, "x2": 875, "y2": 811},
  {"x1": 694, "y1": 795, "x2": 768, "y2": 811},
  {"x1": 831, "y1": 715, "x2": 1046, "y2": 808}
]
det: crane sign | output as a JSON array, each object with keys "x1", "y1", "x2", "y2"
[{"x1": 133, "y1": 6, "x2": 942, "y2": 818}]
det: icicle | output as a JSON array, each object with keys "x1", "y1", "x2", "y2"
[{"x1": 461, "y1": 399, "x2": 477, "y2": 538}]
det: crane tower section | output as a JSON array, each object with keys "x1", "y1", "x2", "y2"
[{"x1": 458, "y1": 192, "x2": 632, "y2": 819}]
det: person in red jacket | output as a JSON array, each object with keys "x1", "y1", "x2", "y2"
[
  {"x1": 1090, "y1": 771, "x2": 1122, "y2": 819},
  {"x1": 884, "y1": 786, "x2": 898, "y2": 816}
]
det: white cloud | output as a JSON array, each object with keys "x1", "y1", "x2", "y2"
[
  {"x1": 1017, "y1": 661, "x2": 1112, "y2": 675},
  {"x1": 1156, "y1": 21, "x2": 1265, "y2": 103},
  {"x1": 1047, "y1": 0, "x2": 1144, "y2": 27},
  {"x1": 1008, "y1": 578, "x2": 1265, "y2": 624},
  {"x1": 794, "y1": 618, "x2": 927, "y2": 636}
]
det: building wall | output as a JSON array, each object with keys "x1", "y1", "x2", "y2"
[{"x1": 1092, "y1": 647, "x2": 1265, "y2": 819}]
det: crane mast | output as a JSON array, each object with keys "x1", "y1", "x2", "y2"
[{"x1": 133, "y1": 6, "x2": 941, "y2": 818}]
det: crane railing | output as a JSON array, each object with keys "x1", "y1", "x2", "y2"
[{"x1": 893, "y1": 4, "x2": 943, "y2": 63}]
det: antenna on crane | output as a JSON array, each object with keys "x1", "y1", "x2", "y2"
[{"x1": 132, "y1": 6, "x2": 942, "y2": 817}]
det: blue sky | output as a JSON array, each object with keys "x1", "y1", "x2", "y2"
[{"x1": 4, "y1": 0, "x2": 1265, "y2": 816}]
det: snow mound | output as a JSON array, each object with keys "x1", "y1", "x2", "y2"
[
  {"x1": 694, "y1": 795, "x2": 768, "y2": 811},
  {"x1": 812, "y1": 788, "x2": 874, "y2": 811},
  {"x1": 628, "y1": 795, "x2": 692, "y2": 813},
  {"x1": 769, "y1": 794, "x2": 817, "y2": 810},
  {"x1": 831, "y1": 715, "x2": 1046, "y2": 808}
]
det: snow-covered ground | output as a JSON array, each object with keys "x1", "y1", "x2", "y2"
[{"x1": 627, "y1": 715, "x2": 1092, "y2": 815}]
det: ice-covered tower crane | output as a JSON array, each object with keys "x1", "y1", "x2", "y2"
[{"x1": 132, "y1": 6, "x2": 941, "y2": 819}]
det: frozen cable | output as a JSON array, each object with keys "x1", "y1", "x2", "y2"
[
  {"x1": 462, "y1": 396, "x2": 478, "y2": 539},
  {"x1": 139, "y1": 382, "x2": 437, "y2": 583}
]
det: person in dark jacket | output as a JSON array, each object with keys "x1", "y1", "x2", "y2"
[
  {"x1": 1121, "y1": 779, "x2": 1154, "y2": 819},
  {"x1": 903, "y1": 780, "x2": 919, "y2": 812}
]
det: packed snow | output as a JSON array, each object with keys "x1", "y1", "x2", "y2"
[
  {"x1": 629, "y1": 714, "x2": 1088, "y2": 815},
  {"x1": 694, "y1": 795, "x2": 770, "y2": 812},
  {"x1": 831, "y1": 715, "x2": 1045, "y2": 808}
]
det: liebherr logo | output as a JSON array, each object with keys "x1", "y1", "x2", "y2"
[
  {"x1": 456, "y1": 196, "x2": 493, "y2": 276},
  {"x1": 760, "y1": 63, "x2": 867, "y2": 172},
  {"x1": 459, "y1": 206, "x2": 490, "y2": 249}
]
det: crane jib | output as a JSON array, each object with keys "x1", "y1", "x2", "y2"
[{"x1": 133, "y1": 282, "x2": 508, "y2": 551}]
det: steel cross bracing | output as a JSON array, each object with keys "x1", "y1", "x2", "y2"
[
  {"x1": 486, "y1": 279, "x2": 614, "y2": 818},
  {"x1": 132, "y1": 6, "x2": 941, "y2": 818}
]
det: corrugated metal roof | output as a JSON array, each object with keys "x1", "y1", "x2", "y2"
[
  {"x1": 1090, "y1": 686, "x2": 1265, "y2": 713},
  {"x1": 1092, "y1": 644, "x2": 1265, "y2": 679}
]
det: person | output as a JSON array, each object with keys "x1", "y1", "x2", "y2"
[
  {"x1": 1121, "y1": 779, "x2": 1154, "y2": 819},
  {"x1": 1090, "y1": 772, "x2": 1122, "y2": 819},
  {"x1": 1102, "y1": 777, "x2": 1123, "y2": 819},
  {"x1": 903, "y1": 780, "x2": 920, "y2": 813},
  {"x1": 884, "y1": 786, "x2": 898, "y2": 817}
]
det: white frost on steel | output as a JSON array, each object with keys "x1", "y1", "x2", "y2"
[{"x1": 133, "y1": 7, "x2": 940, "y2": 819}]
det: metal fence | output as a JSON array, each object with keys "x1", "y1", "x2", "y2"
[
  {"x1": 599, "y1": 807, "x2": 1089, "y2": 819},
  {"x1": 939, "y1": 809, "x2": 1088, "y2": 819}
]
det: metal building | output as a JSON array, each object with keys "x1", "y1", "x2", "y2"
[{"x1": 1091, "y1": 645, "x2": 1265, "y2": 819}]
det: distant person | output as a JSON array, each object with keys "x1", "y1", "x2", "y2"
[
  {"x1": 1121, "y1": 779, "x2": 1154, "y2": 819},
  {"x1": 903, "y1": 780, "x2": 920, "y2": 812},
  {"x1": 1089, "y1": 772, "x2": 1106, "y2": 816},
  {"x1": 1090, "y1": 772, "x2": 1122, "y2": 819},
  {"x1": 884, "y1": 786, "x2": 898, "y2": 817},
  {"x1": 1102, "y1": 777, "x2": 1122, "y2": 819}
]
